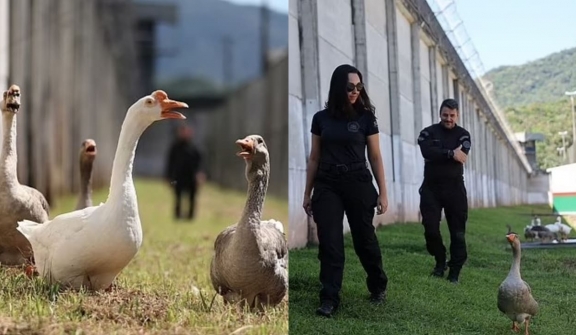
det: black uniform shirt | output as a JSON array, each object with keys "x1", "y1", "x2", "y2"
[
  {"x1": 165, "y1": 140, "x2": 202, "y2": 186},
  {"x1": 417, "y1": 122, "x2": 471, "y2": 182},
  {"x1": 311, "y1": 108, "x2": 379, "y2": 166}
]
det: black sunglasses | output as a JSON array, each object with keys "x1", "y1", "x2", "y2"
[{"x1": 346, "y1": 82, "x2": 364, "y2": 92}]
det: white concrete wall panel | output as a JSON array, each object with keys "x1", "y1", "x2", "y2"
[
  {"x1": 396, "y1": 10, "x2": 415, "y2": 143},
  {"x1": 435, "y1": 58, "x2": 443, "y2": 110},
  {"x1": 288, "y1": 95, "x2": 309, "y2": 248},
  {"x1": 402, "y1": 141, "x2": 421, "y2": 221},
  {"x1": 317, "y1": 0, "x2": 355, "y2": 106},
  {"x1": 317, "y1": 0, "x2": 354, "y2": 60},
  {"x1": 420, "y1": 40, "x2": 432, "y2": 128},
  {"x1": 365, "y1": 0, "x2": 386, "y2": 34},
  {"x1": 365, "y1": 15, "x2": 391, "y2": 134},
  {"x1": 289, "y1": 15, "x2": 302, "y2": 98}
]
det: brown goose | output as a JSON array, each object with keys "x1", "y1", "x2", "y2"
[
  {"x1": 497, "y1": 226, "x2": 538, "y2": 334},
  {"x1": 209, "y1": 134, "x2": 288, "y2": 310},
  {"x1": 75, "y1": 139, "x2": 97, "y2": 210},
  {"x1": 0, "y1": 85, "x2": 49, "y2": 266}
]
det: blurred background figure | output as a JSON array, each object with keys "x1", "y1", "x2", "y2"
[{"x1": 165, "y1": 124, "x2": 204, "y2": 221}]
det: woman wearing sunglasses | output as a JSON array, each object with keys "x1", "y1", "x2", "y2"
[{"x1": 303, "y1": 64, "x2": 389, "y2": 317}]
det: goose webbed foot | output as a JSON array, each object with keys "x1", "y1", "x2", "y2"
[
  {"x1": 24, "y1": 265, "x2": 37, "y2": 278},
  {"x1": 105, "y1": 282, "x2": 117, "y2": 292},
  {"x1": 524, "y1": 318, "x2": 530, "y2": 335}
]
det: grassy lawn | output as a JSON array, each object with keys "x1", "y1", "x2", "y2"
[
  {"x1": 0, "y1": 178, "x2": 288, "y2": 335},
  {"x1": 289, "y1": 205, "x2": 576, "y2": 335}
]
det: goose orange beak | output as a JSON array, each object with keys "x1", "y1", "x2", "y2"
[
  {"x1": 236, "y1": 137, "x2": 255, "y2": 159},
  {"x1": 506, "y1": 234, "x2": 515, "y2": 243},
  {"x1": 152, "y1": 90, "x2": 188, "y2": 119},
  {"x1": 160, "y1": 99, "x2": 188, "y2": 119},
  {"x1": 83, "y1": 139, "x2": 97, "y2": 157}
]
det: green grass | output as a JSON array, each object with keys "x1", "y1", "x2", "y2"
[
  {"x1": 0, "y1": 178, "x2": 288, "y2": 334},
  {"x1": 289, "y1": 205, "x2": 576, "y2": 335}
]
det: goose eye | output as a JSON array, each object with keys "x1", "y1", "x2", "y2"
[{"x1": 145, "y1": 98, "x2": 154, "y2": 106}]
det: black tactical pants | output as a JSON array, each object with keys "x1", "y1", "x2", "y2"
[
  {"x1": 311, "y1": 170, "x2": 388, "y2": 307},
  {"x1": 174, "y1": 182, "x2": 198, "y2": 220},
  {"x1": 419, "y1": 179, "x2": 468, "y2": 269}
]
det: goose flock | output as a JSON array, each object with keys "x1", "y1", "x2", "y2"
[
  {"x1": 0, "y1": 84, "x2": 288, "y2": 311},
  {"x1": 523, "y1": 215, "x2": 572, "y2": 243}
]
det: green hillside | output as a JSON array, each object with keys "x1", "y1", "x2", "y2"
[
  {"x1": 485, "y1": 47, "x2": 576, "y2": 108},
  {"x1": 503, "y1": 99, "x2": 573, "y2": 169},
  {"x1": 484, "y1": 47, "x2": 576, "y2": 169}
]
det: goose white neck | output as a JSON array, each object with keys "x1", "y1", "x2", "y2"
[
  {"x1": 106, "y1": 111, "x2": 150, "y2": 204},
  {"x1": 0, "y1": 112, "x2": 19, "y2": 188}
]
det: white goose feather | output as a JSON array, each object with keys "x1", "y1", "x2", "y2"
[{"x1": 16, "y1": 91, "x2": 188, "y2": 290}]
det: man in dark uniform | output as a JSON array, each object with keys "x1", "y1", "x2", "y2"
[
  {"x1": 165, "y1": 125, "x2": 203, "y2": 220},
  {"x1": 417, "y1": 98, "x2": 471, "y2": 284}
]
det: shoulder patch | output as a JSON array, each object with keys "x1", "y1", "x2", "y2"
[
  {"x1": 418, "y1": 130, "x2": 430, "y2": 143},
  {"x1": 462, "y1": 140, "x2": 471, "y2": 149}
]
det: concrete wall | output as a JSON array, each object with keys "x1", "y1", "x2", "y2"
[
  {"x1": 6, "y1": 0, "x2": 139, "y2": 206},
  {"x1": 0, "y1": 0, "x2": 7, "y2": 89},
  {"x1": 289, "y1": 0, "x2": 533, "y2": 249},
  {"x1": 205, "y1": 54, "x2": 288, "y2": 199},
  {"x1": 527, "y1": 174, "x2": 549, "y2": 205}
]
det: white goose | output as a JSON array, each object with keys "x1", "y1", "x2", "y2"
[
  {"x1": 544, "y1": 216, "x2": 571, "y2": 234},
  {"x1": 16, "y1": 90, "x2": 188, "y2": 290}
]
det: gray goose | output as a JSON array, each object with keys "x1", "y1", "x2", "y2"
[
  {"x1": 75, "y1": 139, "x2": 97, "y2": 210},
  {"x1": 497, "y1": 225, "x2": 538, "y2": 334},
  {"x1": 0, "y1": 85, "x2": 49, "y2": 266},
  {"x1": 209, "y1": 134, "x2": 288, "y2": 310}
]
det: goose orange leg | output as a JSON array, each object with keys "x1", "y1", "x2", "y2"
[
  {"x1": 511, "y1": 321, "x2": 520, "y2": 333},
  {"x1": 524, "y1": 318, "x2": 530, "y2": 335}
]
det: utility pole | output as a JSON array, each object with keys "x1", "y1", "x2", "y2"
[
  {"x1": 558, "y1": 131, "x2": 568, "y2": 161},
  {"x1": 558, "y1": 147, "x2": 565, "y2": 159},
  {"x1": 260, "y1": 0, "x2": 270, "y2": 75},
  {"x1": 564, "y1": 90, "x2": 576, "y2": 163},
  {"x1": 222, "y1": 35, "x2": 234, "y2": 91}
]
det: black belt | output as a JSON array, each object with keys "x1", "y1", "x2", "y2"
[{"x1": 318, "y1": 161, "x2": 368, "y2": 174}]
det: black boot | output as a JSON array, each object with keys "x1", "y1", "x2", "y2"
[
  {"x1": 430, "y1": 258, "x2": 447, "y2": 277},
  {"x1": 316, "y1": 301, "x2": 337, "y2": 317},
  {"x1": 447, "y1": 267, "x2": 461, "y2": 284},
  {"x1": 369, "y1": 290, "x2": 387, "y2": 304}
]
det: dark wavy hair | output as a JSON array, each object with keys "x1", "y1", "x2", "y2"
[{"x1": 324, "y1": 64, "x2": 375, "y2": 119}]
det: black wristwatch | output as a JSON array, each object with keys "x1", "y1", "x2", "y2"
[{"x1": 447, "y1": 150, "x2": 454, "y2": 159}]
